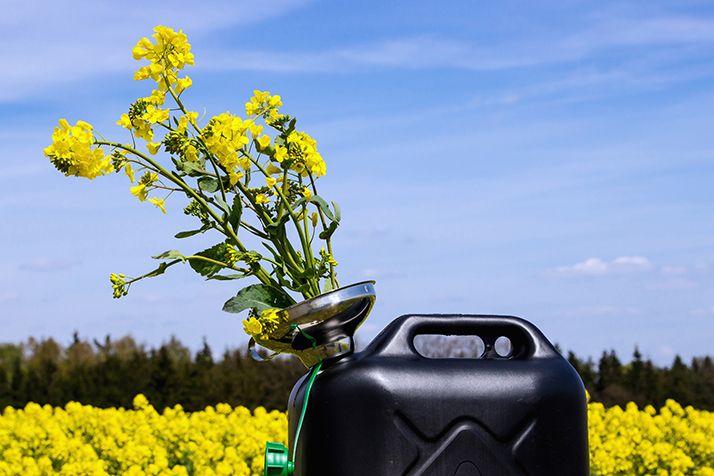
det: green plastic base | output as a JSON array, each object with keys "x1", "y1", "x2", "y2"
[{"x1": 264, "y1": 442, "x2": 294, "y2": 476}]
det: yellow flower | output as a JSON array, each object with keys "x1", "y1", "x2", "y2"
[
  {"x1": 255, "y1": 194, "x2": 269, "y2": 204},
  {"x1": 245, "y1": 101, "x2": 259, "y2": 116},
  {"x1": 131, "y1": 37, "x2": 154, "y2": 60},
  {"x1": 175, "y1": 76, "x2": 192, "y2": 94},
  {"x1": 130, "y1": 183, "x2": 148, "y2": 201},
  {"x1": 201, "y1": 112, "x2": 251, "y2": 177},
  {"x1": 44, "y1": 119, "x2": 112, "y2": 179},
  {"x1": 228, "y1": 170, "x2": 244, "y2": 186},
  {"x1": 320, "y1": 248, "x2": 338, "y2": 266},
  {"x1": 266, "y1": 163, "x2": 282, "y2": 175},
  {"x1": 273, "y1": 145, "x2": 287, "y2": 163},
  {"x1": 253, "y1": 308, "x2": 290, "y2": 338},
  {"x1": 185, "y1": 144, "x2": 198, "y2": 162},
  {"x1": 257, "y1": 135, "x2": 271, "y2": 149},
  {"x1": 117, "y1": 114, "x2": 133, "y2": 130},
  {"x1": 0, "y1": 395, "x2": 288, "y2": 474},
  {"x1": 124, "y1": 163, "x2": 135, "y2": 183},
  {"x1": 133, "y1": 121, "x2": 154, "y2": 142},
  {"x1": 132, "y1": 26, "x2": 194, "y2": 86},
  {"x1": 143, "y1": 105, "x2": 169, "y2": 124},
  {"x1": 242, "y1": 318, "x2": 263, "y2": 337},
  {"x1": 149, "y1": 197, "x2": 166, "y2": 213},
  {"x1": 134, "y1": 66, "x2": 151, "y2": 81},
  {"x1": 302, "y1": 187, "x2": 313, "y2": 199},
  {"x1": 245, "y1": 89, "x2": 283, "y2": 122},
  {"x1": 177, "y1": 111, "x2": 199, "y2": 133},
  {"x1": 109, "y1": 273, "x2": 128, "y2": 298},
  {"x1": 265, "y1": 177, "x2": 277, "y2": 188},
  {"x1": 147, "y1": 142, "x2": 161, "y2": 155},
  {"x1": 130, "y1": 172, "x2": 158, "y2": 202},
  {"x1": 144, "y1": 89, "x2": 167, "y2": 105},
  {"x1": 285, "y1": 131, "x2": 326, "y2": 177}
]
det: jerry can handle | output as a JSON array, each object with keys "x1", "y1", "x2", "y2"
[{"x1": 369, "y1": 314, "x2": 560, "y2": 359}]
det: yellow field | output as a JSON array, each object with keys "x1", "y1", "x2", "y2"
[{"x1": 1, "y1": 396, "x2": 713, "y2": 475}]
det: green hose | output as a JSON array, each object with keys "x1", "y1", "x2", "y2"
[
  {"x1": 264, "y1": 325, "x2": 322, "y2": 476},
  {"x1": 292, "y1": 359, "x2": 323, "y2": 459}
]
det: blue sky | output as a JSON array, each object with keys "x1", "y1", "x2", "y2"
[{"x1": 1, "y1": 0, "x2": 713, "y2": 364}]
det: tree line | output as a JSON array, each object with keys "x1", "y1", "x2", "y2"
[
  {"x1": 0, "y1": 334, "x2": 304, "y2": 411},
  {"x1": 566, "y1": 347, "x2": 714, "y2": 410},
  {"x1": 0, "y1": 334, "x2": 712, "y2": 411}
]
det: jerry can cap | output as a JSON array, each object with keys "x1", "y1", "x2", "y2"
[{"x1": 264, "y1": 442, "x2": 294, "y2": 476}]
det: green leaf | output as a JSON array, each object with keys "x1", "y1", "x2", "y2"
[
  {"x1": 144, "y1": 262, "x2": 170, "y2": 278},
  {"x1": 261, "y1": 242, "x2": 282, "y2": 261},
  {"x1": 331, "y1": 200, "x2": 341, "y2": 223},
  {"x1": 322, "y1": 277, "x2": 335, "y2": 293},
  {"x1": 208, "y1": 273, "x2": 247, "y2": 281},
  {"x1": 178, "y1": 162, "x2": 208, "y2": 176},
  {"x1": 152, "y1": 250, "x2": 186, "y2": 261},
  {"x1": 286, "y1": 118, "x2": 297, "y2": 135},
  {"x1": 310, "y1": 195, "x2": 335, "y2": 222},
  {"x1": 228, "y1": 195, "x2": 242, "y2": 232},
  {"x1": 275, "y1": 272, "x2": 294, "y2": 290},
  {"x1": 188, "y1": 243, "x2": 228, "y2": 277},
  {"x1": 265, "y1": 213, "x2": 291, "y2": 236},
  {"x1": 293, "y1": 281, "x2": 313, "y2": 295},
  {"x1": 222, "y1": 284, "x2": 296, "y2": 314},
  {"x1": 214, "y1": 197, "x2": 231, "y2": 215},
  {"x1": 198, "y1": 177, "x2": 219, "y2": 193},
  {"x1": 261, "y1": 242, "x2": 288, "y2": 276},
  {"x1": 319, "y1": 221, "x2": 339, "y2": 240},
  {"x1": 171, "y1": 157, "x2": 185, "y2": 174},
  {"x1": 292, "y1": 196, "x2": 340, "y2": 223},
  {"x1": 174, "y1": 226, "x2": 209, "y2": 239}
]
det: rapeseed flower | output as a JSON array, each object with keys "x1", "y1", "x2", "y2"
[
  {"x1": 43, "y1": 119, "x2": 112, "y2": 179},
  {"x1": 0, "y1": 397, "x2": 287, "y2": 475}
]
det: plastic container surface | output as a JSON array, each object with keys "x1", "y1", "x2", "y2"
[{"x1": 288, "y1": 314, "x2": 589, "y2": 476}]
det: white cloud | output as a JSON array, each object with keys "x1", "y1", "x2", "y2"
[
  {"x1": 553, "y1": 256, "x2": 653, "y2": 277},
  {"x1": 201, "y1": 37, "x2": 540, "y2": 73},
  {"x1": 565, "y1": 16, "x2": 714, "y2": 52},
  {"x1": 19, "y1": 258, "x2": 78, "y2": 272},
  {"x1": 0, "y1": 0, "x2": 309, "y2": 101},
  {"x1": 201, "y1": 15, "x2": 714, "y2": 74},
  {"x1": 0, "y1": 291, "x2": 19, "y2": 303},
  {"x1": 649, "y1": 277, "x2": 699, "y2": 290},
  {"x1": 661, "y1": 265, "x2": 688, "y2": 276},
  {"x1": 3, "y1": 4, "x2": 714, "y2": 102},
  {"x1": 691, "y1": 306, "x2": 714, "y2": 317},
  {"x1": 553, "y1": 305, "x2": 641, "y2": 318},
  {"x1": 650, "y1": 263, "x2": 711, "y2": 289},
  {"x1": 359, "y1": 268, "x2": 406, "y2": 281},
  {"x1": 657, "y1": 345, "x2": 675, "y2": 358}
]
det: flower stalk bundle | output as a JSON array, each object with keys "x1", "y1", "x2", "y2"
[{"x1": 44, "y1": 26, "x2": 343, "y2": 353}]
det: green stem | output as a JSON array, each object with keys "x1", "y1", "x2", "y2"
[
  {"x1": 162, "y1": 87, "x2": 310, "y2": 291},
  {"x1": 190, "y1": 141, "x2": 309, "y2": 286},
  {"x1": 181, "y1": 126, "x2": 314, "y2": 294},
  {"x1": 247, "y1": 154, "x2": 313, "y2": 264},
  {"x1": 125, "y1": 259, "x2": 182, "y2": 286},
  {"x1": 308, "y1": 174, "x2": 338, "y2": 289},
  {"x1": 184, "y1": 255, "x2": 249, "y2": 274},
  {"x1": 205, "y1": 153, "x2": 228, "y2": 207},
  {"x1": 96, "y1": 140, "x2": 277, "y2": 288},
  {"x1": 239, "y1": 221, "x2": 270, "y2": 239}
]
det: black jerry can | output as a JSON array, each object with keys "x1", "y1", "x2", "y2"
[{"x1": 288, "y1": 314, "x2": 589, "y2": 476}]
